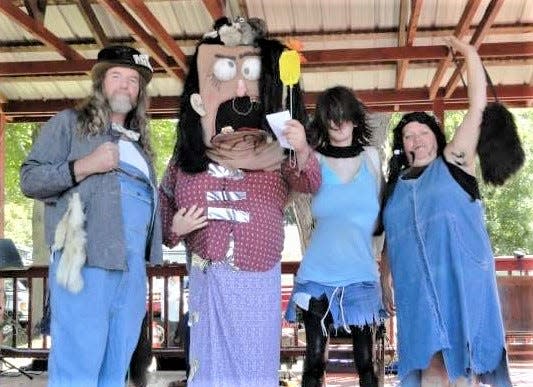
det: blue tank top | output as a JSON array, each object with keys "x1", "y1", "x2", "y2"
[
  {"x1": 383, "y1": 157, "x2": 510, "y2": 384},
  {"x1": 296, "y1": 154, "x2": 380, "y2": 287}
]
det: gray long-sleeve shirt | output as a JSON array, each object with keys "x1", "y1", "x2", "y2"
[{"x1": 20, "y1": 109, "x2": 163, "y2": 270}]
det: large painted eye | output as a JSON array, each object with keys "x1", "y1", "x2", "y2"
[
  {"x1": 241, "y1": 57, "x2": 261, "y2": 81},
  {"x1": 213, "y1": 58, "x2": 237, "y2": 81}
]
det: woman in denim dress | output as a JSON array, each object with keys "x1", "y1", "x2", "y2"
[{"x1": 381, "y1": 37, "x2": 512, "y2": 386}]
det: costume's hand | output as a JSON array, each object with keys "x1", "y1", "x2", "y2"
[
  {"x1": 171, "y1": 205, "x2": 208, "y2": 237},
  {"x1": 381, "y1": 279, "x2": 396, "y2": 316},
  {"x1": 74, "y1": 142, "x2": 119, "y2": 182}
]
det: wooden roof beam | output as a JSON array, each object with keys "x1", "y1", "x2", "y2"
[
  {"x1": 2, "y1": 42, "x2": 531, "y2": 77},
  {"x1": 77, "y1": 0, "x2": 110, "y2": 48},
  {"x1": 4, "y1": 84, "x2": 531, "y2": 119},
  {"x1": 427, "y1": 0, "x2": 483, "y2": 100},
  {"x1": 397, "y1": 0, "x2": 423, "y2": 89},
  {"x1": 123, "y1": 0, "x2": 188, "y2": 72},
  {"x1": 0, "y1": 1, "x2": 84, "y2": 60},
  {"x1": 444, "y1": 0, "x2": 504, "y2": 98},
  {"x1": 96, "y1": 0, "x2": 184, "y2": 80}
]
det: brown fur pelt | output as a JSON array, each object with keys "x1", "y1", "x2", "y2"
[
  {"x1": 129, "y1": 313, "x2": 152, "y2": 387},
  {"x1": 477, "y1": 102, "x2": 525, "y2": 185}
]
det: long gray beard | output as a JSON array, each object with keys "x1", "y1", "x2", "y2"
[{"x1": 109, "y1": 93, "x2": 133, "y2": 114}]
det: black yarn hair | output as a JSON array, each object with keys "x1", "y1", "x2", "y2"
[
  {"x1": 374, "y1": 112, "x2": 447, "y2": 235},
  {"x1": 172, "y1": 22, "x2": 307, "y2": 174},
  {"x1": 308, "y1": 86, "x2": 371, "y2": 148},
  {"x1": 478, "y1": 102, "x2": 525, "y2": 185}
]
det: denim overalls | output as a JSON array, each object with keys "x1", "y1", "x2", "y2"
[{"x1": 48, "y1": 161, "x2": 153, "y2": 387}]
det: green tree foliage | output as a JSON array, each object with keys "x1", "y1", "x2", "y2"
[
  {"x1": 4, "y1": 122, "x2": 36, "y2": 246},
  {"x1": 149, "y1": 119, "x2": 178, "y2": 179},
  {"x1": 444, "y1": 108, "x2": 533, "y2": 254},
  {"x1": 479, "y1": 109, "x2": 533, "y2": 254}
]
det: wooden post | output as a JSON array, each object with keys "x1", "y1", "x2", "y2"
[
  {"x1": 0, "y1": 109, "x2": 5, "y2": 238},
  {"x1": 0, "y1": 109, "x2": 4, "y2": 339},
  {"x1": 433, "y1": 95, "x2": 445, "y2": 129}
]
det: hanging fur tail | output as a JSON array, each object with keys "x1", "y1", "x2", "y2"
[
  {"x1": 52, "y1": 192, "x2": 87, "y2": 293},
  {"x1": 478, "y1": 102, "x2": 525, "y2": 185},
  {"x1": 450, "y1": 48, "x2": 525, "y2": 186}
]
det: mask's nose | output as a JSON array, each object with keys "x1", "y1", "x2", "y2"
[{"x1": 236, "y1": 79, "x2": 247, "y2": 97}]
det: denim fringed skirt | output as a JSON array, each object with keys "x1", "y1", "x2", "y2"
[{"x1": 284, "y1": 280, "x2": 386, "y2": 332}]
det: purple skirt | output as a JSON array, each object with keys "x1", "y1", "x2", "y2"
[{"x1": 187, "y1": 261, "x2": 281, "y2": 387}]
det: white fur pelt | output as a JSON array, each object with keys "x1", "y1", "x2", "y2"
[{"x1": 53, "y1": 192, "x2": 87, "y2": 293}]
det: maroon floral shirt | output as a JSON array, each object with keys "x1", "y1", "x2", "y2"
[{"x1": 159, "y1": 155, "x2": 320, "y2": 271}]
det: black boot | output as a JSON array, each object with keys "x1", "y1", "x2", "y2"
[
  {"x1": 301, "y1": 295, "x2": 331, "y2": 387},
  {"x1": 351, "y1": 325, "x2": 378, "y2": 387}
]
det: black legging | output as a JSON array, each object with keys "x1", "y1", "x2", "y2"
[{"x1": 301, "y1": 295, "x2": 378, "y2": 387}]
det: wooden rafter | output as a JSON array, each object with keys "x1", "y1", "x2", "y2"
[
  {"x1": 123, "y1": 0, "x2": 188, "y2": 72},
  {"x1": 396, "y1": 0, "x2": 423, "y2": 89},
  {"x1": 427, "y1": 0, "x2": 483, "y2": 100},
  {"x1": 77, "y1": 0, "x2": 110, "y2": 48},
  {"x1": 202, "y1": 0, "x2": 225, "y2": 21},
  {"x1": 2, "y1": 42, "x2": 531, "y2": 77},
  {"x1": 96, "y1": 0, "x2": 183, "y2": 80},
  {"x1": 5, "y1": 84, "x2": 531, "y2": 121},
  {"x1": 444, "y1": 0, "x2": 504, "y2": 98},
  {"x1": 0, "y1": 1, "x2": 83, "y2": 60}
]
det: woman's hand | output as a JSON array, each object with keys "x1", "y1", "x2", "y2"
[{"x1": 171, "y1": 205, "x2": 208, "y2": 237}]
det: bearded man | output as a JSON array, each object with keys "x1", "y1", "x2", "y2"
[{"x1": 20, "y1": 45, "x2": 162, "y2": 386}]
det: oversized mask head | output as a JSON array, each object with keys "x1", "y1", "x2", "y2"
[
  {"x1": 176, "y1": 17, "x2": 306, "y2": 173},
  {"x1": 196, "y1": 44, "x2": 263, "y2": 146}
]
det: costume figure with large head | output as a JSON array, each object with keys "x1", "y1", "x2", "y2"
[
  {"x1": 159, "y1": 17, "x2": 321, "y2": 387},
  {"x1": 174, "y1": 17, "x2": 306, "y2": 173}
]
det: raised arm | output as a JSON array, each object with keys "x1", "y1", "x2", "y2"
[{"x1": 443, "y1": 36, "x2": 487, "y2": 175}]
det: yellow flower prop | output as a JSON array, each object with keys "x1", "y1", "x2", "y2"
[{"x1": 279, "y1": 50, "x2": 301, "y2": 87}]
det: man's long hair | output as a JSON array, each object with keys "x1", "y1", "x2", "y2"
[{"x1": 75, "y1": 70, "x2": 153, "y2": 159}]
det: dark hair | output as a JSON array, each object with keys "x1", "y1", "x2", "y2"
[
  {"x1": 173, "y1": 36, "x2": 306, "y2": 173},
  {"x1": 308, "y1": 86, "x2": 370, "y2": 148},
  {"x1": 382, "y1": 112, "x2": 447, "y2": 206},
  {"x1": 373, "y1": 111, "x2": 447, "y2": 235}
]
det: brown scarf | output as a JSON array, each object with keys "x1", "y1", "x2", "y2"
[{"x1": 206, "y1": 128, "x2": 286, "y2": 171}]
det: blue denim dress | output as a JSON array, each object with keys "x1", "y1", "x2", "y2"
[{"x1": 383, "y1": 157, "x2": 511, "y2": 386}]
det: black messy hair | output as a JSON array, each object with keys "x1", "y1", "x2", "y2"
[
  {"x1": 172, "y1": 21, "x2": 306, "y2": 174},
  {"x1": 478, "y1": 103, "x2": 525, "y2": 185},
  {"x1": 308, "y1": 86, "x2": 371, "y2": 148}
]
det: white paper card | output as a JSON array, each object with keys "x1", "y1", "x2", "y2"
[{"x1": 266, "y1": 110, "x2": 293, "y2": 149}]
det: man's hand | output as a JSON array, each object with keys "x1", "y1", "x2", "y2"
[
  {"x1": 171, "y1": 205, "x2": 208, "y2": 237},
  {"x1": 74, "y1": 142, "x2": 119, "y2": 182}
]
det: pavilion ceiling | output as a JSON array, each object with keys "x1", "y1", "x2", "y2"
[{"x1": 0, "y1": 0, "x2": 531, "y2": 122}]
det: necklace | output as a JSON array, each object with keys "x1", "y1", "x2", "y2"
[{"x1": 316, "y1": 143, "x2": 363, "y2": 158}]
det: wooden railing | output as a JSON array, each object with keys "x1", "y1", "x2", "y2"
[{"x1": 1, "y1": 257, "x2": 532, "y2": 361}]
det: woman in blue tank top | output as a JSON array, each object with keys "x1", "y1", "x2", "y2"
[
  {"x1": 285, "y1": 86, "x2": 393, "y2": 387},
  {"x1": 381, "y1": 37, "x2": 514, "y2": 386}
]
